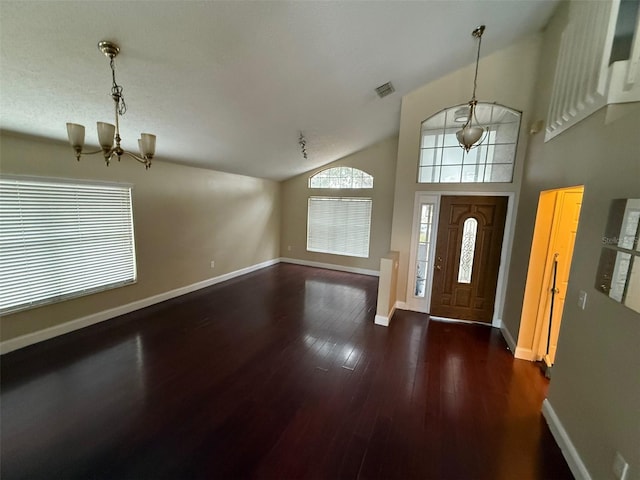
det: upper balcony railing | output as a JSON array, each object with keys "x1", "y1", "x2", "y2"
[{"x1": 545, "y1": 0, "x2": 640, "y2": 142}]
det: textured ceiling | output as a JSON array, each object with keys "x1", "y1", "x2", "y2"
[{"x1": 0, "y1": 1, "x2": 558, "y2": 181}]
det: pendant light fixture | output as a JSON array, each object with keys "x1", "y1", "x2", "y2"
[
  {"x1": 66, "y1": 41, "x2": 156, "y2": 169},
  {"x1": 456, "y1": 25, "x2": 487, "y2": 152}
]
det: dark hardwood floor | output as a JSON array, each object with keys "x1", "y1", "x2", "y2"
[{"x1": 1, "y1": 264, "x2": 572, "y2": 479}]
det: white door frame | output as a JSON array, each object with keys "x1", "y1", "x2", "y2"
[{"x1": 406, "y1": 190, "x2": 517, "y2": 328}]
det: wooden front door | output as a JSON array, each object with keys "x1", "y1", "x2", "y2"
[{"x1": 430, "y1": 195, "x2": 508, "y2": 323}]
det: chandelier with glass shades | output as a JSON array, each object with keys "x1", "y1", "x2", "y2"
[
  {"x1": 66, "y1": 41, "x2": 156, "y2": 169},
  {"x1": 456, "y1": 25, "x2": 488, "y2": 152}
]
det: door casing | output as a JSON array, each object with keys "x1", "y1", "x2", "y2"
[
  {"x1": 431, "y1": 195, "x2": 509, "y2": 323},
  {"x1": 516, "y1": 186, "x2": 584, "y2": 363}
]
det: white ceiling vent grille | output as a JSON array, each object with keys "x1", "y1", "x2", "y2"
[{"x1": 375, "y1": 82, "x2": 395, "y2": 98}]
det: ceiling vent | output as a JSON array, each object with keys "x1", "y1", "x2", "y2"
[{"x1": 375, "y1": 81, "x2": 395, "y2": 98}]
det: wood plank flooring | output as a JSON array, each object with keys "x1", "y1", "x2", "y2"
[{"x1": 1, "y1": 264, "x2": 572, "y2": 479}]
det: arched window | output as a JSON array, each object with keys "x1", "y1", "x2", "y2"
[
  {"x1": 309, "y1": 167, "x2": 373, "y2": 189},
  {"x1": 306, "y1": 167, "x2": 373, "y2": 258},
  {"x1": 418, "y1": 103, "x2": 521, "y2": 184}
]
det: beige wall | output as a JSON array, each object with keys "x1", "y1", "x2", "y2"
[
  {"x1": 280, "y1": 136, "x2": 398, "y2": 272},
  {"x1": 501, "y1": 2, "x2": 640, "y2": 478},
  {"x1": 0, "y1": 132, "x2": 280, "y2": 342},
  {"x1": 390, "y1": 34, "x2": 542, "y2": 305}
]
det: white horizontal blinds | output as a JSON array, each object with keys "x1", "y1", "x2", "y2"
[
  {"x1": 307, "y1": 197, "x2": 372, "y2": 258},
  {"x1": 0, "y1": 178, "x2": 136, "y2": 314}
]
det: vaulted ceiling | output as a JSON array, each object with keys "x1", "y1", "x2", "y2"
[{"x1": 0, "y1": 1, "x2": 558, "y2": 180}]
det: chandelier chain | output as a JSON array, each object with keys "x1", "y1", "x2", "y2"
[{"x1": 110, "y1": 57, "x2": 127, "y2": 116}]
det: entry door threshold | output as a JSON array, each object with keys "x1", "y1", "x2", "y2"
[{"x1": 430, "y1": 315, "x2": 493, "y2": 327}]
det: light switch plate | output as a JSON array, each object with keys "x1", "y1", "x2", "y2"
[{"x1": 578, "y1": 290, "x2": 587, "y2": 310}]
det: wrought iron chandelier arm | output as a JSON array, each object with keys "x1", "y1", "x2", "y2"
[
  {"x1": 101, "y1": 148, "x2": 151, "y2": 168},
  {"x1": 71, "y1": 147, "x2": 108, "y2": 162},
  {"x1": 120, "y1": 150, "x2": 152, "y2": 168},
  {"x1": 78, "y1": 148, "x2": 104, "y2": 156},
  {"x1": 75, "y1": 147, "x2": 150, "y2": 168}
]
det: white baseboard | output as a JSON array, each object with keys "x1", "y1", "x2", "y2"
[
  {"x1": 280, "y1": 257, "x2": 379, "y2": 277},
  {"x1": 498, "y1": 321, "x2": 517, "y2": 353},
  {"x1": 0, "y1": 258, "x2": 280, "y2": 355},
  {"x1": 374, "y1": 314, "x2": 390, "y2": 326},
  {"x1": 542, "y1": 399, "x2": 592, "y2": 480},
  {"x1": 495, "y1": 319, "x2": 537, "y2": 361},
  {"x1": 395, "y1": 301, "x2": 409, "y2": 310},
  {"x1": 374, "y1": 304, "x2": 396, "y2": 327}
]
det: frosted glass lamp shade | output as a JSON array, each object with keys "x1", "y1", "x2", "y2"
[
  {"x1": 139, "y1": 133, "x2": 156, "y2": 157},
  {"x1": 66, "y1": 123, "x2": 85, "y2": 149},
  {"x1": 97, "y1": 122, "x2": 115, "y2": 150},
  {"x1": 456, "y1": 125, "x2": 485, "y2": 150}
]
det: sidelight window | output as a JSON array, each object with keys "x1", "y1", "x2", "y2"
[{"x1": 414, "y1": 203, "x2": 435, "y2": 297}]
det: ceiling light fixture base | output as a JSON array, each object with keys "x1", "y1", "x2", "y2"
[
  {"x1": 472, "y1": 25, "x2": 485, "y2": 39},
  {"x1": 98, "y1": 41, "x2": 120, "y2": 59}
]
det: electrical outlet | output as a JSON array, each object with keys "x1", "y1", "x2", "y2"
[
  {"x1": 578, "y1": 290, "x2": 587, "y2": 310},
  {"x1": 210, "y1": 260, "x2": 215, "y2": 269},
  {"x1": 613, "y1": 452, "x2": 629, "y2": 480}
]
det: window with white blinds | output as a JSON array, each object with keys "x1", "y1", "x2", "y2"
[
  {"x1": 307, "y1": 197, "x2": 372, "y2": 258},
  {"x1": 0, "y1": 177, "x2": 137, "y2": 314}
]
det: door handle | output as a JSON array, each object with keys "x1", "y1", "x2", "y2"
[{"x1": 435, "y1": 265, "x2": 441, "y2": 270}]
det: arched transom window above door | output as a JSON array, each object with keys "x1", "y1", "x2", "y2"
[
  {"x1": 309, "y1": 167, "x2": 373, "y2": 189},
  {"x1": 418, "y1": 103, "x2": 521, "y2": 184}
]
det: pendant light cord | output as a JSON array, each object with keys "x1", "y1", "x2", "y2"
[{"x1": 471, "y1": 31, "x2": 482, "y2": 101}]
